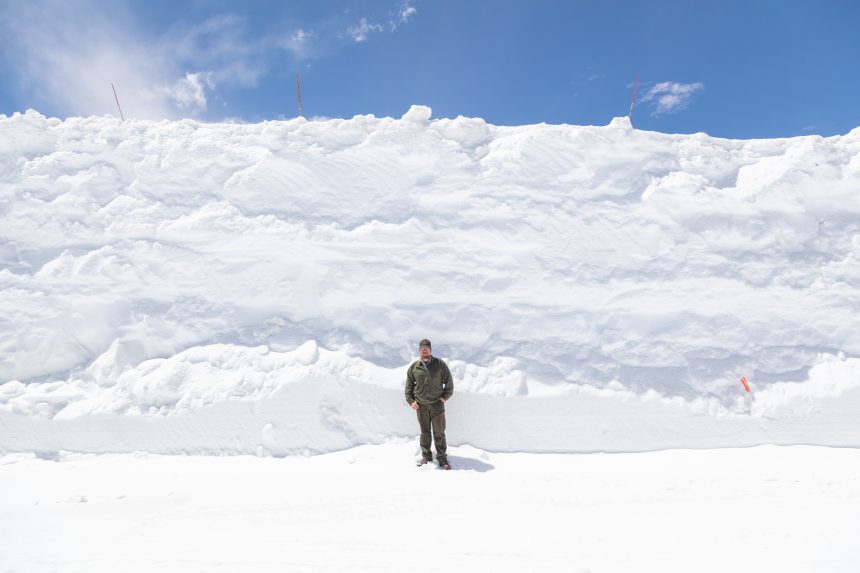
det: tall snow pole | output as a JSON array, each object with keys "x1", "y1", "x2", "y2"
[
  {"x1": 112, "y1": 83, "x2": 125, "y2": 121},
  {"x1": 297, "y1": 73, "x2": 304, "y2": 118},
  {"x1": 628, "y1": 76, "x2": 639, "y2": 119}
]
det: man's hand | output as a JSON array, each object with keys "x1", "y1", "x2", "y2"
[{"x1": 411, "y1": 401, "x2": 419, "y2": 410}]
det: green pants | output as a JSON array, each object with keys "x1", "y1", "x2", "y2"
[{"x1": 417, "y1": 400, "x2": 447, "y2": 463}]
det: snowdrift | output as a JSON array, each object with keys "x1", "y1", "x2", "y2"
[{"x1": 1, "y1": 106, "x2": 859, "y2": 454}]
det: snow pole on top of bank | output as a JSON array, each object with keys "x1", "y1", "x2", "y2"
[
  {"x1": 628, "y1": 76, "x2": 639, "y2": 120},
  {"x1": 111, "y1": 83, "x2": 125, "y2": 121},
  {"x1": 297, "y1": 73, "x2": 304, "y2": 118}
]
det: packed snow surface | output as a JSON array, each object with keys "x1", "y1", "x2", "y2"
[
  {"x1": 2, "y1": 106, "x2": 860, "y2": 454},
  {"x1": 1, "y1": 444, "x2": 859, "y2": 572}
]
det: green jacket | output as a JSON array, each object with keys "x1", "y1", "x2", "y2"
[{"x1": 405, "y1": 356, "x2": 454, "y2": 405}]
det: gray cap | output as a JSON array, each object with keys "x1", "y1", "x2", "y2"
[{"x1": 418, "y1": 338, "x2": 432, "y2": 349}]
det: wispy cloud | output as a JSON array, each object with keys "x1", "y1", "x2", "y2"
[
  {"x1": 0, "y1": 0, "x2": 419, "y2": 120},
  {"x1": 570, "y1": 72, "x2": 605, "y2": 86},
  {"x1": 641, "y1": 81, "x2": 704, "y2": 115},
  {"x1": 349, "y1": 17, "x2": 385, "y2": 42},
  {"x1": 0, "y1": 1, "x2": 267, "y2": 119},
  {"x1": 160, "y1": 14, "x2": 267, "y2": 90},
  {"x1": 148, "y1": 72, "x2": 214, "y2": 112},
  {"x1": 348, "y1": 1, "x2": 418, "y2": 42},
  {"x1": 0, "y1": 0, "x2": 165, "y2": 118},
  {"x1": 280, "y1": 28, "x2": 316, "y2": 61},
  {"x1": 391, "y1": 2, "x2": 418, "y2": 30}
]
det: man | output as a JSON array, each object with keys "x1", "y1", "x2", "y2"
[{"x1": 405, "y1": 339, "x2": 454, "y2": 469}]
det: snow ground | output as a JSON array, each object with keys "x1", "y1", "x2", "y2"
[{"x1": 2, "y1": 443, "x2": 858, "y2": 573}]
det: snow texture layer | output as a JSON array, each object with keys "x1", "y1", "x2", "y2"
[
  {"x1": 1, "y1": 444, "x2": 859, "y2": 572},
  {"x1": 1, "y1": 106, "x2": 860, "y2": 454}
]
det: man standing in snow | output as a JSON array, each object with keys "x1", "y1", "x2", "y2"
[{"x1": 405, "y1": 339, "x2": 454, "y2": 470}]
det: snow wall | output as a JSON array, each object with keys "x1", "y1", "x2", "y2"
[{"x1": 1, "y1": 106, "x2": 859, "y2": 455}]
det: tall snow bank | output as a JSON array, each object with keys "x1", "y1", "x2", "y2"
[{"x1": 1, "y1": 107, "x2": 860, "y2": 453}]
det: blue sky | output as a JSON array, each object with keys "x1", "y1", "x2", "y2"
[{"x1": 1, "y1": 0, "x2": 858, "y2": 138}]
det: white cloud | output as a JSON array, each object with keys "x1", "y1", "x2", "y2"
[
  {"x1": 391, "y1": 2, "x2": 417, "y2": 30},
  {"x1": 571, "y1": 72, "x2": 605, "y2": 86},
  {"x1": 348, "y1": 1, "x2": 418, "y2": 43},
  {"x1": 0, "y1": 1, "x2": 265, "y2": 120},
  {"x1": 280, "y1": 28, "x2": 315, "y2": 60},
  {"x1": 0, "y1": 1, "x2": 419, "y2": 120},
  {"x1": 349, "y1": 17, "x2": 385, "y2": 42},
  {"x1": 149, "y1": 72, "x2": 215, "y2": 112},
  {"x1": 642, "y1": 81, "x2": 704, "y2": 115},
  {"x1": 158, "y1": 14, "x2": 267, "y2": 90},
  {"x1": 0, "y1": 1, "x2": 163, "y2": 118}
]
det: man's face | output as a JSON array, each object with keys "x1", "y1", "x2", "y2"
[{"x1": 419, "y1": 345, "x2": 431, "y2": 359}]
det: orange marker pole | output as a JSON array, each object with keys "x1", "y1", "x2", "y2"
[
  {"x1": 297, "y1": 74, "x2": 304, "y2": 117},
  {"x1": 628, "y1": 76, "x2": 639, "y2": 119},
  {"x1": 741, "y1": 376, "x2": 751, "y2": 392}
]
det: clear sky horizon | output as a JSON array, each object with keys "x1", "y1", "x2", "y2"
[{"x1": 1, "y1": 0, "x2": 858, "y2": 139}]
